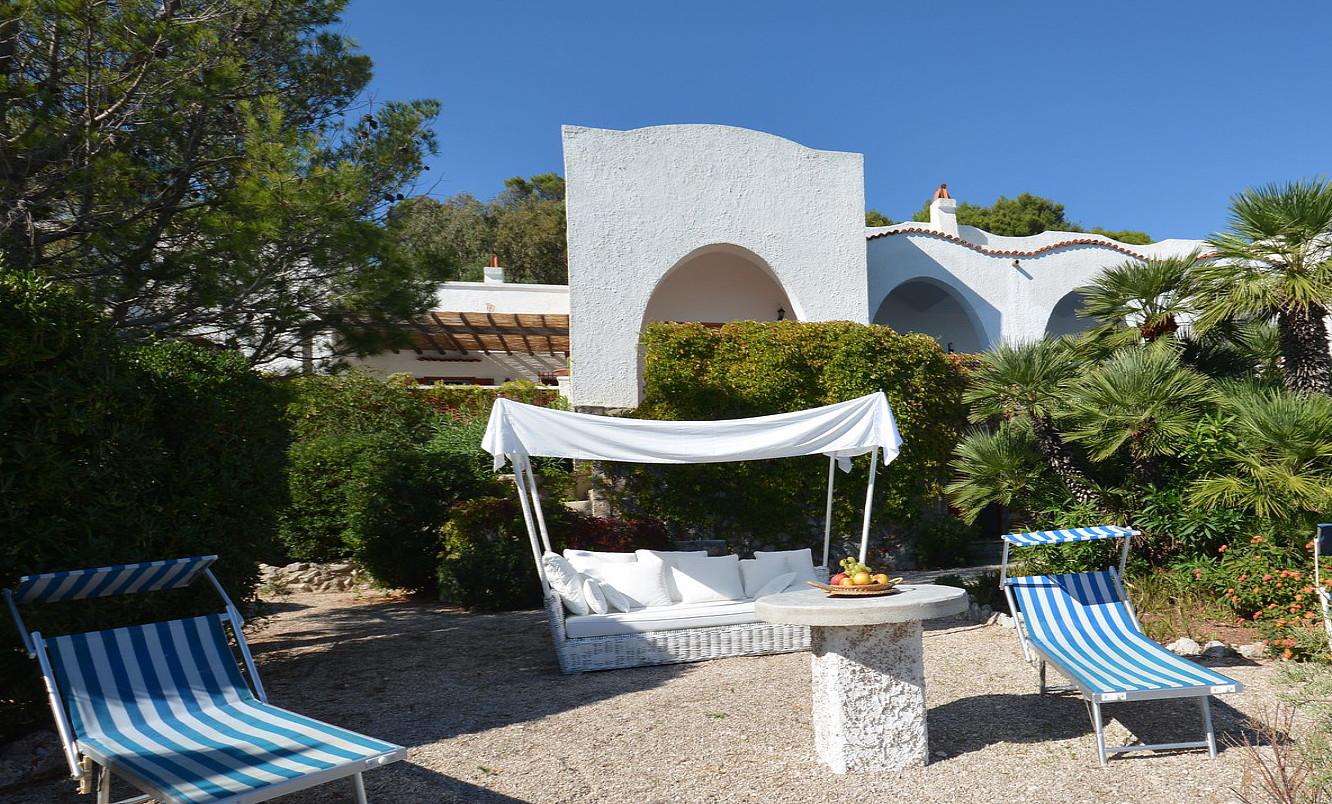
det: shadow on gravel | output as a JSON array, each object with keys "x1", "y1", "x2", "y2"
[
  {"x1": 930, "y1": 692, "x2": 1280, "y2": 760},
  {"x1": 247, "y1": 598, "x2": 686, "y2": 749}
]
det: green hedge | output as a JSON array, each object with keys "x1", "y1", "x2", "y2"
[
  {"x1": 605, "y1": 321, "x2": 969, "y2": 558},
  {"x1": 0, "y1": 272, "x2": 288, "y2": 735}
]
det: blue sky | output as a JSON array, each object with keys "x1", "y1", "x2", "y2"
[{"x1": 340, "y1": 1, "x2": 1332, "y2": 240}]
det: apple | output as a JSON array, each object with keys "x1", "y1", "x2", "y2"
[
  {"x1": 829, "y1": 572, "x2": 848, "y2": 586},
  {"x1": 873, "y1": 573, "x2": 890, "y2": 585},
  {"x1": 852, "y1": 572, "x2": 872, "y2": 586}
]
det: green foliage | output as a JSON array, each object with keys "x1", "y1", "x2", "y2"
[
  {"x1": 388, "y1": 174, "x2": 568, "y2": 285},
  {"x1": 1, "y1": 0, "x2": 441, "y2": 366},
  {"x1": 865, "y1": 210, "x2": 894, "y2": 227},
  {"x1": 608, "y1": 321, "x2": 968, "y2": 554},
  {"x1": 1077, "y1": 253, "x2": 1202, "y2": 343},
  {"x1": 1205, "y1": 536, "x2": 1329, "y2": 661},
  {"x1": 946, "y1": 421, "x2": 1054, "y2": 521},
  {"x1": 286, "y1": 369, "x2": 435, "y2": 442},
  {"x1": 911, "y1": 513, "x2": 977, "y2": 569},
  {"x1": 437, "y1": 497, "x2": 670, "y2": 611},
  {"x1": 934, "y1": 570, "x2": 1008, "y2": 613},
  {"x1": 910, "y1": 192, "x2": 1152, "y2": 242},
  {"x1": 0, "y1": 271, "x2": 287, "y2": 731}
]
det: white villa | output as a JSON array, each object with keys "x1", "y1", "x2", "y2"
[{"x1": 353, "y1": 124, "x2": 1205, "y2": 409}]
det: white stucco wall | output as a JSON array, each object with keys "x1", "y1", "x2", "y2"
[
  {"x1": 642, "y1": 244, "x2": 794, "y2": 324},
  {"x1": 867, "y1": 225, "x2": 1207, "y2": 348},
  {"x1": 564, "y1": 124, "x2": 867, "y2": 408},
  {"x1": 430, "y1": 281, "x2": 569, "y2": 314}
]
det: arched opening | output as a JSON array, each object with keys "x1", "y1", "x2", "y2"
[
  {"x1": 643, "y1": 244, "x2": 796, "y2": 326},
  {"x1": 873, "y1": 278, "x2": 984, "y2": 353},
  {"x1": 1045, "y1": 291, "x2": 1096, "y2": 338}
]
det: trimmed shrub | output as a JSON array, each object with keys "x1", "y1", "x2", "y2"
[
  {"x1": 911, "y1": 513, "x2": 977, "y2": 569},
  {"x1": 605, "y1": 321, "x2": 968, "y2": 555},
  {"x1": 438, "y1": 496, "x2": 671, "y2": 611},
  {"x1": 0, "y1": 271, "x2": 287, "y2": 734}
]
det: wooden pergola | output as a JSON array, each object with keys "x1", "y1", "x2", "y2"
[{"x1": 401, "y1": 311, "x2": 570, "y2": 357}]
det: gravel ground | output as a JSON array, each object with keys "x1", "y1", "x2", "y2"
[{"x1": 10, "y1": 591, "x2": 1294, "y2": 804}]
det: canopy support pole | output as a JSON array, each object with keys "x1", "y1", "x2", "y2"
[
  {"x1": 510, "y1": 456, "x2": 548, "y2": 587},
  {"x1": 822, "y1": 456, "x2": 836, "y2": 570},
  {"x1": 520, "y1": 459, "x2": 554, "y2": 553},
  {"x1": 858, "y1": 447, "x2": 878, "y2": 564}
]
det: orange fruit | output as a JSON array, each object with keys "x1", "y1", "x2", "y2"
[{"x1": 852, "y1": 572, "x2": 871, "y2": 586}]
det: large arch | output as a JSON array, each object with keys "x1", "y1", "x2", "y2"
[
  {"x1": 873, "y1": 277, "x2": 985, "y2": 353},
  {"x1": 642, "y1": 244, "x2": 797, "y2": 326},
  {"x1": 1044, "y1": 291, "x2": 1097, "y2": 338}
]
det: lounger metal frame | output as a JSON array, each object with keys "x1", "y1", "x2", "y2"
[
  {"x1": 1000, "y1": 526, "x2": 1239, "y2": 766},
  {"x1": 1318, "y1": 524, "x2": 1332, "y2": 655},
  {"x1": 6, "y1": 557, "x2": 401, "y2": 804}
]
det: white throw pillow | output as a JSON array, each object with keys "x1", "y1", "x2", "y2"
[
  {"x1": 564, "y1": 549, "x2": 636, "y2": 581},
  {"x1": 670, "y1": 554, "x2": 744, "y2": 605},
  {"x1": 581, "y1": 577, "x2": 609, "y2": 615},
  {"x1": 753, "y1": 571, "x2": 797, "y2": 598},
  {"x1": 754, "y1": 548, "x2": 819, "y2": 584},
  {"x1": 542, "y1": 552, "x2": 589, "y2": 615},
  {"x1": 635, "y1": 549, "x2": 707, "y2": 601},
  {"x1": 739, "y1": 555, "x2": 795, "y2": 598},
  {"x1": 598, "y1": 558, "x2": 673, "y2": 608},
  {"x1": 598, "y1": 581, "x2": 634, "y2": 613}
]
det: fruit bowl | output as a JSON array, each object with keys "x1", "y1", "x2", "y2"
[{"x1": 806, "y1": 579, "x2": 903, "y2": 598}]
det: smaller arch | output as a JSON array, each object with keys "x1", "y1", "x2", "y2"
[
  {"x1": 873, "y1": 277, "x2": 985, "y2": 353},
  {"x1": 642, "y1": 244, "x2": 797, "y2": 327},
  {"x1": 1044, "y1": 291, "x2": 1097, "y2": 338}
]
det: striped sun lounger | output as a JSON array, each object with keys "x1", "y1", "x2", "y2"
[
  {"x1": 1000, "y1": 527, "x2": 1242, "y2": 766},
  {"x1": 1318, "y1": 524, "x2": 1332, "y2": 654},
  {"x1": 5, "y1": 557, "x2": 405, "y2": 803}
]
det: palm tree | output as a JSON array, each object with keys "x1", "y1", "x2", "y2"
[
  {"x1": 965, "y1": 339, "x2": 1101, "y2": 505},
  {"x1": 1079, "y1": 251, "x2": 1202, "y2": 344},
  {"x1": 946, "y1": 421, "x2": 1053, "y2": 522},
  {"x1": 1192, "y1": 385, "x2": 1332, "y2": 526},
  {"x1": 1064, "y1": 345, "x2": 1214, "y2": 485},
  {"x1": 1197, "y1": 178, "x2": 1332, "y2": 394}
]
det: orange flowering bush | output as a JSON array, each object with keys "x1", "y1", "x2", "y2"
[{"x1": 1205, "y1": 538, "x2": 1332, "y2": 661}]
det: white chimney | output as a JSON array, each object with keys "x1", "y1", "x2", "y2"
[
  {"x1": 483, "y1": 254, "x2": 505, "y2": 284},
  {"x1": 928, "y1": 184, "x2": 959, "y2": 237}
]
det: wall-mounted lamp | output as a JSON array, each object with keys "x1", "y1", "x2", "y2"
[
  {"x1": 777, "y1": 307, "x2": 786, "y2": 321},
  {"x1": 1011, "y1": 259, "x2": 1021, "y2": 269}
]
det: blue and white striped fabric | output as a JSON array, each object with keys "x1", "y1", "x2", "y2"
[
  {"x1": 1010, "y1": 571, "x2": 1239, "y2": 699},
  {"x1": 1002, "y1": 525, "x2": 1138, "y2": 547},
  {"x1": 45, "y1": 615, "x2": 403, "y2": 803},
  {"x1": 14, "y1": 557, "x2": 218, "y2": 603}
]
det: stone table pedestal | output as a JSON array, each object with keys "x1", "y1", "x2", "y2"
[{"x1": 755, "y1": 585, "x2": 967, "y2": 773}]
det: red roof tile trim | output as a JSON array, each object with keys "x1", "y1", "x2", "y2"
[{"x1": 866, "y1": 227, "x2": 1155, "y2": 261}]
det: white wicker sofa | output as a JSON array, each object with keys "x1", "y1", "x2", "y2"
[{"x1": 543, "y1": 548, "x2": 829, "y2": 673}]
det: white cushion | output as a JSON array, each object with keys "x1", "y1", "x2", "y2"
[
  {"x1": 582, "y1": 577, "x2": 608, "y2": 615},
  {"x1": 598, "y1": 581, "x2": 633, "y2": 613},
  {"x1": 739, "y1": 555, "x2": 794, "y2": 598},
  {"x1": 563, "y1": 549, "x2": 636, "y2": 581},
  {"x1": 754, "y1": 548, "x2": 818, "y2": 584},
  {"x1": 635, "y1": 549, "x2": 707, "y2": 601},
  {"x1": 597, "y1": 555, "x2": 672, "y2": 608},
  {"x1": 542, "y1": 552, "x2": 589, "y2": 615},
  {"x1": 753, "y1": 571, "x2": 797, "y2": 598},
  {"x1": 564, "y1": 600, "x2": 758, "y2": 639},
  {"x1": 670, "y1": 554, "x2": 744, "y2": 605}
]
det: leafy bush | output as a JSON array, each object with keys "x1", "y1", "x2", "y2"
[
  {"x1": 438, "y1": 496, "x2": 670, "y2": 611},
  {"x1": 1206, "y1": 537, "x2": 1330, "y2": 661},
  {"x1": 911, "y1": 513, "x2": 976, "y2": 569},
  {"x1": 605, "y1": 321, "x2": 968, "y2": 555},
  {"x1": 286, "y1": 369, "x2": 435, "y2": 442},
  {"x1": 0, "y1": 271, "x2": 288, "y2": 734}
]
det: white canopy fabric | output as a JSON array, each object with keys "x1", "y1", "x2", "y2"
[{"x1": 482, "y1": 391, "x2": 902, "y2": 471}]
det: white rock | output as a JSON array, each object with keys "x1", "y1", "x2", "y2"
[
  {"x1": 996, "y1": 613, "x2": 1014, "y2": 629},
  {"x1": 1201, "y1": 640, "x2": 1233, "y2": 659},
  {"x1": 1237, "y1": 642, "x2": 1267, "y2": 659},
  {"x1": 1167, "y1": 637, "x2": 1202, "y2": 656},
  {"x1": 292, "y1": 583, "x2": 314, "y2": 593}
]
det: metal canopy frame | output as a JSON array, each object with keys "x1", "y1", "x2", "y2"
[
  {"x1": 511, "y1": 448, "x2": 881, "y2": 594},
  {"x1": 998, "y1": 526, "x2": 1230, "y2": 766}
]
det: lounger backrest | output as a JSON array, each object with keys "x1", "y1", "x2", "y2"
[
  {"x1": 12, "y1": 556, "x2": 218, "y2": 603},
  {"x1": 44, "y1": 615, "x2": 254, "y2": 743}
]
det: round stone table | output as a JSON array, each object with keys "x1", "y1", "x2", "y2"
[{"x1": 754, "y1": 584, "x2": 968, "y2": 773}]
